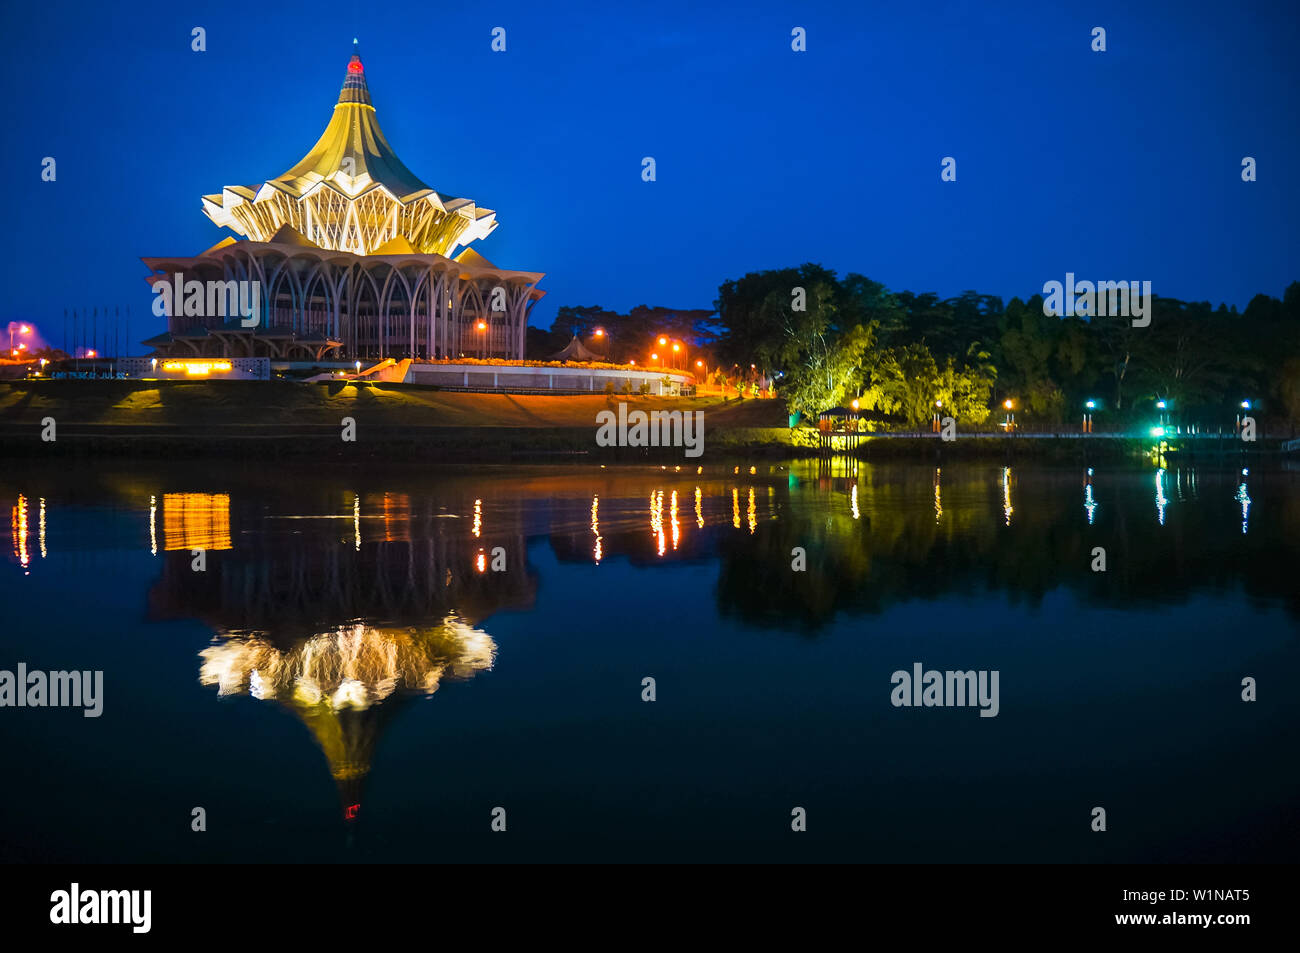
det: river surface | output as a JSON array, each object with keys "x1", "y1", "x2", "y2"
[{"x1": 1, "y1": 459, "x2": 1296, "y2": 862}]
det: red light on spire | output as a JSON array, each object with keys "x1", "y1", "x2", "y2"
[{"x1": 348, "y1": 60, "x2": 363, "y2": 73}]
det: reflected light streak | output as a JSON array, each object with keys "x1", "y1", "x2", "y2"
[
  {"x1": 1002, "y1": 467, "x2": 1014, "y2": 526},
  {"x1": 38, "y1": 498, "x2": 46, "y2": 559},
  {"x1": 591, "y1": 494, "x2": 602, "y2": 563},
  {"x1": 150, "y1": 495, "x2": 157, "y2": 556},
  {"x1": 11, "y1": 495, "x2": 29, "y2": 570},
  {"x1": 1236, "y1": 480, "x2": 1251, "y2": 534},
  {"x1": 747, "y1": 487, "x2": 757, "y2": 535},
  {"x1": 650, "y1": 491, "x2": 665, "y2": 557},
  {"x1": 472, "y1": 499, "x2": 482, "y2": 538},
  {"x1": 353, "y1": 494, "x2": 361, "y2": 550},
  {"x1": 694, "y1": 486, "x2": 703, "y2": 528},
  {"x1": 1155, "y1": 469, "x2": 1168, "y2": 526},
  {"x1": 732, "y1": 488, "x2": 740, "y2": 529},
  {"x1": 670, "y1": 489, "x2": 680, "y2": 550},
  {"x1": 851, "y1": 483, "x2": 860, "y2": 521},
  {"x1": 933, "y1": 468, "x2": 942, "y2": 522}
]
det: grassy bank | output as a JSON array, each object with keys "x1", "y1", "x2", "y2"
[{"x1": 0, "y1": 380, "x2": 1279, "y2": 462}]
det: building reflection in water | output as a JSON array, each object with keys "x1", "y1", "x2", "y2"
[
  {"x1": 1155, "y1": 468, "x2": 1169, "y2": 525},
  {"x1": 199, "y1": 618, "x2": 495, "y2": 824},
  {"x1": 143, "y1": 487, "x2": 535, "y2": 829},
  {"x1": 162, "y1": 493, "x2": 232, "y2": 551},
  {"x1": 1083, "y1": 469, "x2": 1097, "y2": 525}
]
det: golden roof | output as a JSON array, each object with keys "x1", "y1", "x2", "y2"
[{"x1": 201, "y1": 42, "x2": 498, "y2": 257}]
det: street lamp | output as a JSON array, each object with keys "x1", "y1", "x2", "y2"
[
  {"x1": 9, "y1": 323, "x2": 32, "y2": 352},
  {"x1": 1083, "y1": 399, "x2": 1096, "y2": 434},
  {"x1": 1236, "y1": 399, "x2": 1252, "y2": 433},
  {"x1": 932, "y1": 399, "x2": 943, "y2": 433},
  {"x1": 1003, "y1": 398, "x2": 1015, "y2": 432}
]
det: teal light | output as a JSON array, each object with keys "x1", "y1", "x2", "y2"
[
  {"x1": 1156, "y1": 400, "x2": 1166, "y2": 410},
  {"x1": 1150, "y1": 425, "x2": 1165, "y2": 437}
]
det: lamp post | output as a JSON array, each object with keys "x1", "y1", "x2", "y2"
[
  {"x1": 1003, "y1": 398, "x2": 1015, "y2": 432},
  {"x1": 1083, "y1": 399, "x2": 1096, "y2": 434},
  {"x1": 1236, "y1": 399, "x2": 1251, "y2": 434},
  {"x1": 933, "y1": 399, "x2": 943, "y2": 433},
  {"x1": 9, "y1": 323, "x2": 28, "y2": 353}
]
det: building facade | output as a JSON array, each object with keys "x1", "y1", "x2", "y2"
[{"x1": 143, "y1": 43, "x2": 544, "y2": 362}]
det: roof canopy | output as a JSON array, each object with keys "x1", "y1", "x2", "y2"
[
  {"x1": 547, "y1": 335, "x2": 606, "y2": 362},
  {"x1": 201, "y1": 41, "x2": 498, "y2": 257}
]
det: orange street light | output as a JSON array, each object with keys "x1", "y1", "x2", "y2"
[
  {"x1": 672, "y1": 343, "x2": 680, "y2": 352},
  {"x1": 476, "y1": 321, "x2": 487, "y2": 331},
  {"x1": 87, "y1": 349, "x2": 96, "y2": 358},
  {"x1": 650, "y1": 352, "x2": 659, "y2": 361},
  {"x1": 1004, "y1": 399, "x2": 1013, "y2": 410},
  {"x1": 658, "y1": 337, "x2": 667, "y2": 346},
  {"x1": 695, "y1": 360, "x2": 703, "y2": 367},
  {"x1": 20, "y1": 325, "x2": 31, "y2": 334},
  {"x1": 593, "y1": 328, "x2": 605, "y2": 337}
]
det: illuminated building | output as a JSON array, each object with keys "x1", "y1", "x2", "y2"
[{"x1": 143, "y1": 42, "x2": 544, "y2": 362}]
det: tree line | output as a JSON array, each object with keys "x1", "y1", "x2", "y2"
[
  {"x1": 538, "y1": 265, "x2": 1300, "y2": 431},
  {"x1": 714, "y1": 265, "x2": 1300, "y2": 430}
]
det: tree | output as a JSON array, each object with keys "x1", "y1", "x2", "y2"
[{"x1": 863, "y1": 342, "x2": 942, "y2": 427}]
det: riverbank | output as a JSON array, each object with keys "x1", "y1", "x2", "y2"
[{"x1": 0, "y1": 380, "x2": 1283, "y2": 462}]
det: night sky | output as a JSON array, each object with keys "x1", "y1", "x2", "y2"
[{"x1": 4, "y1": 0, "x2": 1298, "y2": 353}]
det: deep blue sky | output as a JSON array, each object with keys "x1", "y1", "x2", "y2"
[{"x1": 4, "y1": 0, "x2": 1298, "y2": 353}]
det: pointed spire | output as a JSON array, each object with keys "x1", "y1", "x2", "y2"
[{"x1": 338, "y1": 40, "x2": 371, "y2": 106}]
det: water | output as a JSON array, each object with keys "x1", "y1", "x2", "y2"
[{"x1": 1, "y1": 458, "x2": 1296, "y2": 862}]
